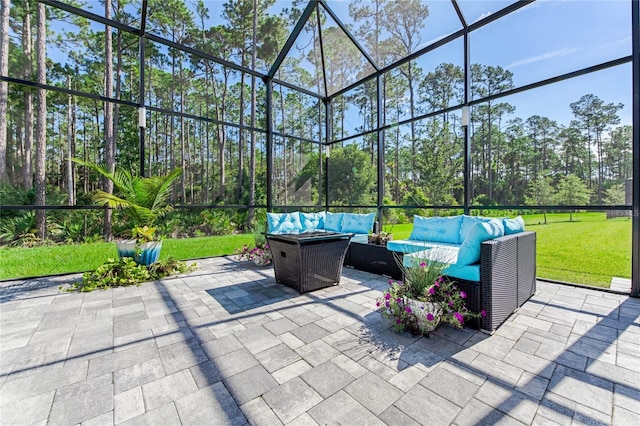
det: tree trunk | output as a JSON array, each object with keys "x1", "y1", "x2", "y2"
[
  {"x1": 238, "y1": 71, "x2": 245, "y2": 203},
  {"x1": 0, "y1": 0, "x2": 10, "y2": 184},
  {"x1": 103, "y1": 1, "x2": 114, "y2": 241},
  {"x1": 247, "y1": 0, "x2": 258, "y2": 228},
  {"x1": 22, "y1": 1, "x2": 33, "y2": 189},
  {"x1": 34, "y1": 2, "x2": 46, "y2": 239},
  {"x1": 179, "y1": 56, "x2": 186, "y2": 203},
  {"x1": 67, "y1": 76, "x2": 75, "y2": 205}
]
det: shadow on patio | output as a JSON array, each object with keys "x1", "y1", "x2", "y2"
[{"x1": 0, "y1": 257, "x2": 638, "y2": 425}]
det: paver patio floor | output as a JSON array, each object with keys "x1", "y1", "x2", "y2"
[{"x1": 1, "y1": 256, "x2": 639, "y2": 425}]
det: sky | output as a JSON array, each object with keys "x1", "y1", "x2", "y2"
[{"x1": 41, "y1": 0, "x2": 634, "y2": 128}]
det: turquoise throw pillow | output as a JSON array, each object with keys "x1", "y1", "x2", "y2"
[
  {"x1": 459, "y1": 215, "x2": 494, "y2": 243},
  {"x1": 324, "y1": 212, "x2": 343, "y2": 232},
  {"x1": 503, "y1": 216, "x2": 525, "y2": 235},
  {"x1": 299, "y1": 211, "x2": 325, "y2": 231},
  {"x1": 457, "y1": 220, "x2": 504, "y2": 265},
  {"x1": 409, "y1": 215, "x2": 462, "y2": 244},
  {"x1": 341, "y1": 212, "x2": 376, "y2": 234},
  {"x1": 266, "y1": 212, "x2": 283, "y2": 232},
  {"x1": 268, "y1": 212, "x2": 302, "y2": 234}
]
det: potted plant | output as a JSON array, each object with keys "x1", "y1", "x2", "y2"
[
  {"x1": 368, "y1": 231, "x2": 393, "y2": 246},
  {"x1": 72, "y1": 159, "x2": 182, "y2": 265},
  {"x1": 376, "y1": 257, "x2": 484, "y2": 335},
  {"x1": 235, "y1": 243, "x2": 273, "y2": 266}
]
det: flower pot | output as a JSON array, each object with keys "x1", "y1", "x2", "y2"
[
  {"x1": 253, "y1": 257, "x2": 271, "y2": 267},
  {"x1": 116, "y1": 240, "x2": 162, "y2": 266},
  {"x1": 406, "y1": 297, "x2": 442, "y2": 333}
]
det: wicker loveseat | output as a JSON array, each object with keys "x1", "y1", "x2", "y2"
[{"x1": 387, "y1": 215, "x2": 536, "y2": 333}]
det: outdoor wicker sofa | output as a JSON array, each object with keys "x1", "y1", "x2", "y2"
[
  {"x1": 447, "y1": 231, "x2": 536, "y2": 332},
  {"x1": 388, "y1": 215, "x2": 537, "y2": 333}
]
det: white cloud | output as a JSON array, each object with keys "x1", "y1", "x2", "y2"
[
  {"x1": 506, "y1": 47, "x2": 578, "y2": 69},
  {"x1": 473, "y1": 11, "x2": 493, "y2": 24}
]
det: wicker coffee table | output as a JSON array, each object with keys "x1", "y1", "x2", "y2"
[{"x1": 265, "y1": 231, "x2": 353, "y2": 293}]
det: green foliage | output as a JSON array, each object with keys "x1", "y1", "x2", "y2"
[
  {"x1": 555, "y1": 174, "x2": 592, "y2": 206},
  {"x1": 526, "y1": 174, "x2": 556, "y2": 206},
  {"x1": 0, "y1": 185, "x2": 35, "y2": 218},
  {"x1": 72, "y1": 159, "x2": 183, "y2": 231},
  {"x1": 64, "y1": 256, "x2": 196, "y2": 292},
  {"x1": 0, "y1": 212, "x2": 37, "y2": 245},
  {"x1": 295, "y1": 145, "x2": 376, "y2": 206},
  {"x1": 156, "y1": 210, "x2": 239, "y2": 238},
  {"x1": 402, "y1": 255, "x2": 450, "y2": 297},
  {"x1": 604, "y1": 184, "x2": 625, "y2": 205},
  {"x1": 132, "y1": 226, "x2": 156, "y2": 243},
  {"x1": 555, "y1": 174, "x2": 592, "y2": 221}
]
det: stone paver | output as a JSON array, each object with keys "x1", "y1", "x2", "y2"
[{"x1": 0, "y1": 257, "x2": 637, "y2": 425}]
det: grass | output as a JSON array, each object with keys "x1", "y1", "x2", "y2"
[
  {"x1": 0, "y1": 212, "x2": 632, "y2": 288},
  {"x1": 524, "y1": 212, "x2": 631, "y2": 287},
  {"x1": 0, "y1": 234, "x2": 255, "y2": 281}
]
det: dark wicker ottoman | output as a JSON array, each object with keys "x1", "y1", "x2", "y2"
[
  {"x1": 266, "y1": 232, "x2": 352, "y2": 293},
  {"x1": 346, "y1": 242, "x2": 403, "y2": 280}
]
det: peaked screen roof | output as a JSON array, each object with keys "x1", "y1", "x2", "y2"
[{"x1": 50, "y1": 0, "x2": 522, "y2": 99}]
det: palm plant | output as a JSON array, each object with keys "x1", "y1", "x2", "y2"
[{"x1": 73, "y1": 159, "x2": 182, "y2": 234}]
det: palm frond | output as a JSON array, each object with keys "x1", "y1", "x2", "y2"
[
  {"x1": 150, "y1": 168, "x2": 183, "y2": 212},
  {"x1": 92, "y1": 190, "x2": 133, "y2": 210}
]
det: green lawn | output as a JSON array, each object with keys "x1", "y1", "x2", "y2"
[
  {"x1": 0, "y1": 234, "x2": 255, "y2": 280},
  {"x1": 0, "y1": 212, "x2": 632, "y2": 288},
  {"x1": 523, "y1": 212, "x2": 631, "y2": 287}
]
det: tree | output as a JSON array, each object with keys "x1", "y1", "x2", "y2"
[
  {"x1": 526, "y1": 115, "x2": 560, "y2": 182},
  {"x1": 0, "y1": 0, "x2": 9, "y2": 183},
  {"x1": 526, "y1": 174, "x2": 555, "y2": 224},
  {"x1": 382, "y1": 0, "x2": 428, "y2": 178},
  {"x1": 103, "y1": 0, "x2": 115, "y2": 240},
  {"x1": 604, "y1": 125, "x2": 632, "y2": 183},
  {"x1": 555, "y1": 174, "x2": 592, "y2": 222},
  {"x1": 349, "y1": 0, "x2": 389, "y2": 66},
  {"x1": 294, "y1": 145, "x2": 375, "y2": 206},
  {"x1": 569, "y1": 94, "x2": 623, "y2": 202},
  {"x1": 603, "y1": 183, "x2": 625, "y2": 206},
  {"x1": 557, "y1": 125, "x2": 587, "y2": 179},
  {"x1": 34, "y1": 1, "x2": 46, "y2": 238},
  {"x1": 20, "y1": 0, "x2": 34, "y2": 189},
  {"x1": 471, "y1": 64, "x2": 515, "y2": 202}
]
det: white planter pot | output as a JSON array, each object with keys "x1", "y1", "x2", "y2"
[
  {"x1": 253, "y1": 257, "x2": 272, "y2": 267},
  {"x1": 116, "y1": 240, "x2": 162, "y2": 266},
  {"x1": 406, "y1": 297, "x2": 441, "y2": 333}
]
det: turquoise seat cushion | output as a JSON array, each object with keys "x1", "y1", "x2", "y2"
[
  {"x1": 387, "y1": 239, "x2": 460, "y2": 254},
  {"x1": 341, "y1": 212, "x2": 376, "y2": 234},
  {"x1": 267, "y1": 212, "x2": 303, "y2": 234},
  {"x1": 457, "y1": 220, "x2": 504, "y2": 265},
  {"x1": 402, "y1": 247, "x2": 480, "y2": 282},
  {"x1": 443, "y1": 263, "x2": 481, "y2": 282},
  {"x1": 324, "y1": 212, "x2": 344, "y2": 232},
  {"x1": 402, "y1": 247, "x2": 460, "y2": 268},
  {"x1": 299, "y1": 211, "x2": 326, "y2": 231},
  {"x1": 350, "y1": 234, "x2": 369, "y2": 244},
  {"x1": 409, "y1": 215, "x2": 462, "y2": 244},
  {"x1": 459, "y1": 215, "x2": 495, "y2": 243},
  {"x1": 503, "y1": 216, "x2": 525, "y2": 235}
]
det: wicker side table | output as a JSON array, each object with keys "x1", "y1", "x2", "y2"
[{"x1": 266, "y1": 232, "x2": 353, "y2": 293}]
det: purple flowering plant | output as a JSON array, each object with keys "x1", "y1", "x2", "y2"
[
  {"x1": 235, "y1": 243, "x2": 272, "y2": 265},
  {"x1": 376, "y1": 256, "x2": 484, "y2": 334}
]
